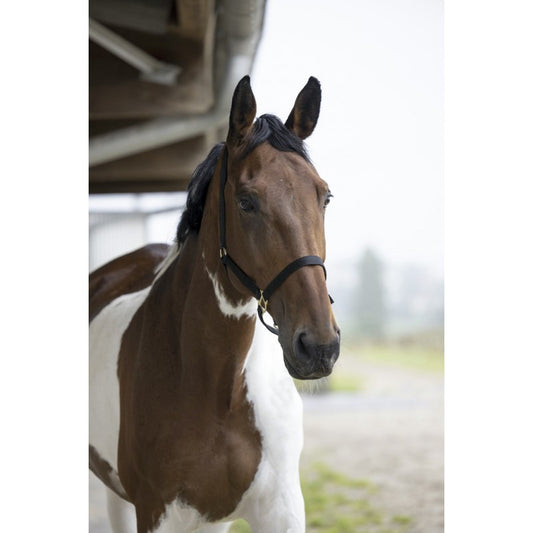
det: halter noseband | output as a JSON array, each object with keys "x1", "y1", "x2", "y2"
[{"x1": 218, "y1": 146, "x2": 332, "y2": 335}]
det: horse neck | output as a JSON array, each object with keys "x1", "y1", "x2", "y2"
[{"x1": 148, "y1": 188, "x2": 257, "y2": 400}]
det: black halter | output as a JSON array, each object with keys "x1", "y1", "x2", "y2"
[{"x1": 218, "y1": 146, "x2": 332, "y2": 335}]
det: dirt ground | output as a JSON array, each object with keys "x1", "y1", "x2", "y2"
[
  {"x1": 300, "y1": 351, "x2": 444, "y2": 532},
  {"x1": 90, "y1": 350, "x2": 443, "y2": 532}
]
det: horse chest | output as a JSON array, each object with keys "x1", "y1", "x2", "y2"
[
  {"x1": 151, "y1": 416, "x2": 262, "y2": 520},
  {"x1": 118, "y1": 339, "x2": 263, "y2": 522}
]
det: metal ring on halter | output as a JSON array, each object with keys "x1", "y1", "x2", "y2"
[{"x1": 258, "y1": 291, "x2": 268, "y2": 314}]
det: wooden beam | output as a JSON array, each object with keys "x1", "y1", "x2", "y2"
[
  {"x1": 89, "y1": 135, "x2": 214, "y2": 194},
  {"x1": 89, "y1": 24, "x2": 213, "y2": 119},
  {"x1": 89, "y1": 178, "x2": 191, "y2": 195}
]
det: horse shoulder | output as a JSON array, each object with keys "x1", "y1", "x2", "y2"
[
  {"x1": 89, "y1": 243, "x2": 169, "y2": 322},
  {"x1": 89, "y1": 285, "x2": 151, "y2": 479},
  {"x1": 89, "y1": 244, "x2": 168, "y2": 494}
]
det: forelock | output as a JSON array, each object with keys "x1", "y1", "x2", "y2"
[{"x1": 242, "y1": 114, "x2": 310, "y2": 162}]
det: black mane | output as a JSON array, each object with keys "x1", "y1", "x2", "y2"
[
  {"x1": 176, "y1": 114, "x2": 310, "y2": 246},
  {"x1": 175, "y1": 142, "x2": 224, "y2": 246}
]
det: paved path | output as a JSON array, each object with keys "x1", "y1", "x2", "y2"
[{"x1": 90, "y1": 353, "x2": 443, "y2": 532}]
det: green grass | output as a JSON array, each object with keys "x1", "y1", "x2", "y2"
[
  {"x1": 229, "y1": 519, "x2": 251, "y2": 532},
  {"x1": 229, "y1": 463, "x2": 412, "y2": 533},
  {"x1": 302, "y1": 462, "x2": 411, "y2": 533},
  {"x1": 351, "y1": 342, "x2": 444, "y2": 373},
  {"x1": 328, "y1": 372, "x2": 365, "y2": 393}
]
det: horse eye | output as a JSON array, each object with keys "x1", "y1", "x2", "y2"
[
  {"x1": 324, "y1": 193, "x2": 333, "y2": 208},
  {"x1": 238, "y1": 198, "x2": 255, "y2": 212}
]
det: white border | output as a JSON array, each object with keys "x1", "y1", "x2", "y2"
[{"x1": 446, "y1": 1, "x2": 533, "y2": 530}]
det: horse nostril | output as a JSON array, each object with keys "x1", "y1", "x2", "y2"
[{"x1": 295, "y1": 331, "x2": 311, "y2": 359}]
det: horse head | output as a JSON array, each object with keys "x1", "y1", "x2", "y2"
[{"x1": 220, "y1": 76, "x2": 340, "y2": 380}]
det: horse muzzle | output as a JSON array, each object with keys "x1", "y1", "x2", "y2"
[{"x1": 283, "y1": 327, "x2": 340, "y2": 380}]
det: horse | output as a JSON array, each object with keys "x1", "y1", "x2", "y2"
[{"x1": 89, "y1": 75, "x2": 340, "y2": 533}]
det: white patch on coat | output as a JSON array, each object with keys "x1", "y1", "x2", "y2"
[
  {"x1": 89, "y1": 287, "x2": 150, "y2": 473},
  {"x1": 151, "y1": 503, "x2": 232, "y2": 533},
  {"x1": 150, "y1": 500, "x2": 204, "y2": 532},
  {"x1": 205, "y1": 267, "x2": 256, "y2": 320},
  {"x1": 234, "y1": 323, "x2": 306, "y2": 532}
]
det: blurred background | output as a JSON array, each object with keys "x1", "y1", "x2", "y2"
[{"x1": 89, "y1": 0, "x2": 443, "y2": 531}]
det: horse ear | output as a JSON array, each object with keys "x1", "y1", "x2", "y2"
[
  {"x1": 227, "y1": 75, "x2": 257, "y2": 147},
  {"x1": 285, "y1": 77, "x2": 321, "y2": 140}
]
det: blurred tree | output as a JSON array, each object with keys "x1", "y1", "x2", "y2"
[{"x1": 355, "y1": 248, "x2": 387, "y2": 340}]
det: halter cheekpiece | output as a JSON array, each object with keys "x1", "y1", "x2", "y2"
[{"x1": 218, "y1": 146, "x2": 332, "y2": 335}]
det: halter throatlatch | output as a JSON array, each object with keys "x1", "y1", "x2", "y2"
[{"x1": 218, "y1": 147, "x2": 333, "y2": 335}]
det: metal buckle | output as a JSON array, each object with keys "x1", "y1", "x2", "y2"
[
  {"x1": 219, "y1": 247, "x2": 227, "y2": 259},
  {"x1": 258, "y1": 290, "x2": 268, "y2": 314}
]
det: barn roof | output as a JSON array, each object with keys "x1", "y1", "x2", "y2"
[{"x1": 89, "y1": 0, "x2": 266, "y2": 194}]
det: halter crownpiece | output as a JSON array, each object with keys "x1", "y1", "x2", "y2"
[{"x1": 218, "y1": 146, "x2": 333, "y2": 335}]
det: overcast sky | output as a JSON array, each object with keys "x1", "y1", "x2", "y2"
[{"x1": 251, "y1": 0, "x2": 443, "y2": 277}]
